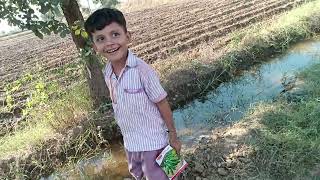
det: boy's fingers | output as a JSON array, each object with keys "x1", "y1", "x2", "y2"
[{"x1": 172, "y1": 141, "x2": 182, "y2": 155}]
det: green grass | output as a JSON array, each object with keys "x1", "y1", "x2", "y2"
[
  {"x1": 0, "y1": 82, "x2": 92, "y2": 159},
  {"x1": 0, "y1": 122, "x2": 53, "y2": 158},
  {"x1": 243, "y1": 62, "x2": 320, "y2": 179},
  {"x1": 227, "y1": 0, "x2": 320, "y2": 58}
]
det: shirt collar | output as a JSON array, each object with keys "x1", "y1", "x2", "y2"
[
  {"x1": 126, "y1": 50, "x2": 137, "y2": 68},
  {"x1": 104, "y1": 50, "x2": 137, "y2": 78}
]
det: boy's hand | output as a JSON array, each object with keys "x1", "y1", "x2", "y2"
[
  {"x1": 156, "y1": 99, "x2": 182, "y2": 154},
  {"x1": 169, "y1": 131, "x2": 182, "y2": 155}
]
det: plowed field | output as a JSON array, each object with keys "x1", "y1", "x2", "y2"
[{"x1": 0, "y1": 0, "x2": 309, "y2": 132}]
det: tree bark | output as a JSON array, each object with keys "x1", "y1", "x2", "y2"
[{"x1": 61, "y1": 0, "x2": 108, "y2": 108}]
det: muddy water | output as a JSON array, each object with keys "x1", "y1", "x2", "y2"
[
  {"x1": 43, "y1": 143, "x2": 131, "y2": 179},
  {"x1": 45, "y1": 40, "x2": 320, "y2": 179}
]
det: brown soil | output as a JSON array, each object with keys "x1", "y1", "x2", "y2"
[{"x1": 179, "y1": 117, "x2": 260, "y2": 180}]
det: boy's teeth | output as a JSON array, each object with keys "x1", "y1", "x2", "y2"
[{"x1": 107, "y1": 48, "x2": 118, "y2": 53}]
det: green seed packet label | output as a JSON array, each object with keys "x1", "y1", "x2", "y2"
[{"x1": 156, "y1": 145, "x2": 188, "y2": 180}]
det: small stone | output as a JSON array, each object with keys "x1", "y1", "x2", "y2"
[
  {"x1": 71, "y1": 126, "x2": 83, "y2": 138},
  {"x1": 201, "y1": 169, "x2": 208, "y2": 177},
  {"x1": 238, "y1": 157, "x2": 251, "y2": 163},
  {"x1": 217, "y1": 168, "x2": 229, "y2": 176},
  {"x1": 220, "y1": 162, "x2": 227, "y2": 167},
  {"x1": 211, "y1": 134, "x2": 219, "y2": 141},
  {"x1": 311, "y1": 167, "x2": 320, "y2": 176},
  {"x1": 199, "y1": 135, "x2": 210, "y2": 139},
  {"x1": 196, "y1": 177, "x2": 202, "y2": 180},
  {"x1": 226, "y1": 159, "x2": 236, "y2": 168},
  {"x1": 206, "y1": 154, "x2": 211, "y2": 161},
  {"x1": 8, "y1": 157, "x2": 15, "y2": 164},
  {"x1": 198, "y1": 135, "x2": 210, "y2": 143},
  {"x1": 0, "y1": 160, "x2": 6, "y2": 170},
  {"x1": 237, "y1": 151, "x2": 246, "y2": 157},
  {"x1": 194, "y1": 162, "x2": 205, "y2": 173},
  {"x1": 212, "y1": 162, "x2": 218, "y2": 168},
  {"x1": 230, "y1": 143, "x2": 238, "y2": 148}
]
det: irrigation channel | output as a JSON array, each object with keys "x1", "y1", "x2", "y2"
[{"x1": 44, "y1": 39, "x2": 320, "y2": 179}]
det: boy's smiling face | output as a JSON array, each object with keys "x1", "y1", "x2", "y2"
[{"x1": 92, "y1": 22, "x2": 131, "y2": 63}]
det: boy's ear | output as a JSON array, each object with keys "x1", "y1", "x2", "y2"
[
  {"x1": 126, "y1": 31, "x2": 132, "y2": 42},
  {"x1": 92, "y1": 43, "x2": 98, "y2": 52}
]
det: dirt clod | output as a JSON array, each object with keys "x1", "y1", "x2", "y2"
[{"x1": 217, "y1": 167, "x2": 229, "y2": 176}]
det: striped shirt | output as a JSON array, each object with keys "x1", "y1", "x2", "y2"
[{"x1": 103, "y1": 50, "x2": 169, "y2": 152}]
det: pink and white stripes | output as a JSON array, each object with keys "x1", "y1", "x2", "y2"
[{"x1": 103, "y1": 50, "x2": 169, "y2": 152}]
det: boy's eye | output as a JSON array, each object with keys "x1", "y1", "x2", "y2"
[
  {"x1": 96, "y1": 36, "x2": 104, "y2": 42},
  {"x1": 112, "y1": 32, "x2": 120, "y2": 37}
]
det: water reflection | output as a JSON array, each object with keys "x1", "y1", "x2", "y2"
[
  {"x1": 174, "y1": 40, "x2": 320, "y2": 144},
  {"x1": 44, "y1": 143, "x2": 131, "y2": 180}
]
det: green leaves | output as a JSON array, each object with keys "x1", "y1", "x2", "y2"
[
  {"x1": 32, "y1": 29, "x2": 44, "y2": 39},
  {"x1": 75, "y1": 29, "x2": 81, "y2": 36},
  {"x1": 71, "y1": 25, "x2": 79, "y2": 31},
  {"x1": 4, "y1": 73, "x2": 34, "y2": 113},
  {"x1": 74, "y1": 29, "x2": 88, "y2": 38},
  {"x1": 39, "y1": 4, "x2": 51, "y2": 14},
  {"x1": 71, "y1": 20, "x2": 94, "y2": 57},
  {"x1": 59, "y1": 28, "x2": 69, "y2": 38},
  {"x1": 92, "y1": 0, "x2": 120, "y2": 8},
  {"x1": 0, "y1": 0, "x2": 67, "y2": 39},
  {"x1": 71, "y1": 22, "x2": 89, "y2": 39},
  {"x1": 56, "y1": 22, "x2": 70, "y2": 38},
  {"x1": 81, "y1": 31, "x2": 88, "y2": 39}
]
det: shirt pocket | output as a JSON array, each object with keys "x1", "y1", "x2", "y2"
[
  {"x1": 123, "y1": 87, "x2": 146, "y2": 104},
  {"x1": 124, "y1": 88, "x2": 144, "y2": 94},
  {"x1": 122, "y1": 87, "x2": 148, "y2": 114}
]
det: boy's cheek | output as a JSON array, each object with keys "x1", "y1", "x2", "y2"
[
  {"x1": 93, "y1": 45, "x2": 105, "y2": 55},
  {"x1": 92, "y1": 44, "x2": 98, "y2": 52}
]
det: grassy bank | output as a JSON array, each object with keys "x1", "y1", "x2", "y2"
[
  {"x1": 0, "y1": 75, "x2": 101, "y2": 179},
  {"x1": 182, "y1": 60, "x2": 320, "y2": 179},
  {"x1": 243, "y1": 61, "x2": 320, "y2": 179},
  {"x1": 0, "y1": 82, "x2": 92, "y2": 159}
]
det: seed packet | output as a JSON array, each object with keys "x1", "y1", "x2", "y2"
[{"x1": 156, "y1": 145, "x2": 188, "y2": 180}]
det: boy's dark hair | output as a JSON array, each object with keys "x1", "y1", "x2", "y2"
[{"x1": 84, "y1": 8, "x2": 127, "y2": 38}]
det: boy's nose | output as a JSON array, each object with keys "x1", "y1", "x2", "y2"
[
  {"x1": 103, "y1": 41, "x2": 117, "y2": 50},
  {"x1": 104, "y1": 40, "x2": 115, "y2": 46}
]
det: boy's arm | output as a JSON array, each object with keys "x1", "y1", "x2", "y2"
[
  {"x1": 140, "y1": 65, "x2": 182, "y2": 153},
  {"x1": 156, "y1": 98, "x2": 182, "y2": 154}
]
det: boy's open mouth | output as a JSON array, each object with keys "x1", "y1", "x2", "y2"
[{"x1": 106, "y1": 47, "x2": 120, "y2": 54}]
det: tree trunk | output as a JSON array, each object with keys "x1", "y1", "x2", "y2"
[{"x1": 61, "y1": 0, "x2": 108, "y2": 108}]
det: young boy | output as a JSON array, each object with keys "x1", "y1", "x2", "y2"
[{"x1": 84, "y1": 8, "x2": 182, "y2": 180}]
